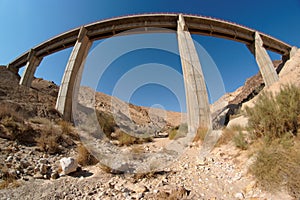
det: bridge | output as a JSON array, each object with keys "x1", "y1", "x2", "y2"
[{"x1": 6, "y1": 13, "x2": 297, "y2": 133}]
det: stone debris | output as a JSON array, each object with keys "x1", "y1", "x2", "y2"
[{"x1": 59, "y1": 157, "x2": 78, "y2": 175}]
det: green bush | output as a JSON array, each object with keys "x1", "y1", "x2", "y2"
[{"x1": 246, "y1": 85, "x2": 300, "y2": 139}]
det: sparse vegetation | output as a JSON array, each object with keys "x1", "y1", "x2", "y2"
[
  {"x1": 29, "y1": 117, "x2": 52, "y2": 125},
  {"x1": 96, "y1": 111, "x2": 117, "y2": 138},
  {"x1": 168, "y1": 123, "x2": 188, "y2": 140},
  {"x1": 250, "y1": 141, "x2": 300, "y2": 198},
  {"x1": 193, "y1": 127, "x2": 208, "y2": 142},
  {"x1": 130, "y1": 145, "x2": 145, "y2": 154},
  {"x1": 233, "y1": 131, "x2": 248, "y2": 150},
  {"x1": 156, "y1": 186, "x2": 190, "y2": 200},
  {"x1": 58, "y1": 120, "x2": 79, "y2": 140},
  {"x1": 216, "y1": 125, "x2": 243, "y2": 146},
  {"x1": 245, "y1": 85, "x2": 300, "y2": 198},
  {"x1": 0, "y1": 165, "x2": 19, "y2": 189},
  {"x1": 35, "y1": 121, "x2": 62, "y2": 154},
  {"x1": 246, "y1": 85, "x2": 300, "y2": 140},
  {"x1": 76, "y1": 144, "x2": 98, "y2": 166},
  {"x1": 113, "y1": 129, "x2": 153, "y2": 146},
  {"x1": 0, "y1": 104, "x2": 36, "y2": 145},
  {"x1": 115, "y1": 129, "x2": 137, "y2": 146},
  {"x1": 98, "y1": 164, "x2": 114, "y2": 174}
]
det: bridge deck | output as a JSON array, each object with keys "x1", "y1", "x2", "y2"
[{"x1": 8, "y1": 13, "x2": 292, "y2": 69}]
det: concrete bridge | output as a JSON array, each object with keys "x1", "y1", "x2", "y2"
[{"x1": 6, "y1": 13, "x2": 296, "y2": 133}]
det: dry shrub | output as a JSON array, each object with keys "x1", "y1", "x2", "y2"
[
  {"x1": 35, "y1": 123, "x2": 62, "y2": 154},
  {"x1": 58, "y1": 120, "x2": 72, "y2": 134},
  {"x1": 217, "y1": 125, "x2": 248, "y2": 150},
  {"x1": 133, "y1": 172, "x2": 156, "y2": 180},
  {"x1": 0, "y1": 165, "x2": 19, "y2": 189},
  {"x1": 193, "y1": 127, "x2": 208, "y2": 142},
  {"x1": 76, "y1": 144, "x2": 98, "y2": 166},
  {"x1": 29, "y1": 117, "x2": 52, "y2": 125},
  {"x1": 233, "y1": 132, "x2": 248, "y2": 150},
  {"x1": 115, "y1": 129, "x2": 137, "y2": 146},
  {"x1": 0, "y1": 105, "x2": 35, "y2": 145},
  {"x1": 168, "y1": 123, "x2": 188, "y2": 140},
  {"x1": 98, "y1": 164, "x2": 115, "y2": 174},
  {"x1": 58, "y1": 120, "x2": 79, "y2": 140},
  {"x1": 250, "y1": 140, "x2": 300, "y2": 198},
  {"x1": 113, "y1": 129, "x2": 153, "y2": 146},
  {"x1": 96, "y1": 111, "x2": 117, "y2": 138},
  {"x1": 156, "y1": 186, "x2": 190, "y2": 200},
  {"x1": 217, "y1": 125, "x2": 243, "y2": 145},
  {"x1": 130, "y1": 145, "x2": 144, "y2": 154},
  {"x1": 217, "y1": 128, "x2": 234, "y2": 146}
]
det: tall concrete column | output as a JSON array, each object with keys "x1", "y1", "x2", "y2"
[
  {"x1": 248, "y1": 32, "x2": 279, "y2": 87},
  {"x1": 56, "y1": 27, "x2": 92, "y2": 121},
  {"x1": 177, "y1": 14, "x2": 211, "y2": 133},
  {"x1": 19, "y1": 49, "x2": 43, "y2": 87}
]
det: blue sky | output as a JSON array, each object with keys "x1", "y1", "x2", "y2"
[{"x1": 1, "y1": 0, "x2": 300, "y2": 112}]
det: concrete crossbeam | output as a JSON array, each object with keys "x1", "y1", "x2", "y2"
[
  {"x1": 248, "y1": 32, "x2": 279, "y2": 87},
  {"x1": 19, "y1": 49, "x2": 42, "y2": 87},
  {"x1": 56, "y1": 27, "x2": 92, "y2": 121},
  {"x1": 177, "y1": 14, "x2": 211, "y2": 133}
]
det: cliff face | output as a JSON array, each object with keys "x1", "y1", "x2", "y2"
[
  {"x1": 229, "y1": 60, "x2": 282, "y2": 106},
  {"x1": 0, "y1": 67, "x2": 60, "y2": 120}
]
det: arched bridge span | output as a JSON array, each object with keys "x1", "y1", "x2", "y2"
[
  {"x1": 6, "y1": 13, "x2": 296, "y2": 132},
  {"x1": 8, "y1": 13, "x2": 291, "y2": 70}
]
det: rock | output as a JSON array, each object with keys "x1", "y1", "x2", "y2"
[
  {"x1": 197, "y1": 157, "x2": 207, "y2": 166},
  {"x1": 156, "y1": 132, "x2": 169, "y2": 138},
  {"x1": 125, "y1": 183, "x2": 148, "y2": 193},
  {"x1": 38, "y1": 158, "x2": 48, "y2": 164},
  {"x1": 39, "y1": 164, "x2": 49, "y2": 175},
  {"x1": 6, "y1": 155, "x2": 13, "y2": 162},
  {"x1": 227, "y1": 116, "x2": 248, "y2": 129},
  {"x1": 59, "y1": 157, "x2": 78, "y2": 175},
  {"x1": 244, "y1": 181, "x2": 256, "y2": 195},
  {"x1": 33, "y1": 172, "x2": 44, "y2": 179},
  {"x1": 234, "y1": 192, "x2": 244, "y2": 199},
  {"x1": 22, "y1": 176, "x2": 33, "y2": 181},
  {"x1": 232, "y1": 173, "x2": 242, "y2": 182},
  {"x1": 20, "y1": 159, "x2": 30, "y2": 169}
]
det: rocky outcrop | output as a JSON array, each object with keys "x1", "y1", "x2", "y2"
[{"x1": 212, "y1": 60, "x2": 283, "y2": 127}]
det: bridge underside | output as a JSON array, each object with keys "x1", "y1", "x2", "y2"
[{"x1": 6, "y1": 13, "x2": 296, "y2": 130}]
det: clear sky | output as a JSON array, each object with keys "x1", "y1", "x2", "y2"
[{"x1": 1, "y1": 0, "x2": 300, "y2": 112}]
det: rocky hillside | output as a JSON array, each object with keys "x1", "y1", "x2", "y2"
[{"x1": 0, "y1": 47, "x2": 299, "y2": 200}]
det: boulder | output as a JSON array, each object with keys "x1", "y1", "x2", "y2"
[
  {"x1": 227, "y1": 116, "x2": 248, "y2": 129},
  {"x1": 59, "y1": 157, "x2": 78, "y2": 175}
]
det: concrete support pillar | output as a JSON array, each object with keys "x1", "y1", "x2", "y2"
[
  {"x1": 19, "y1": 49, "x2": 42, "y2": 87},
  {"x1": 177, "y1": 14, "x2": 211, "y2": 133},
  {"x1": 56, "y1": 27, "x2": 92, "y2": 121},
  {"x1": 248, "y1": 32, "x2": 279, "y2": 87}
]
